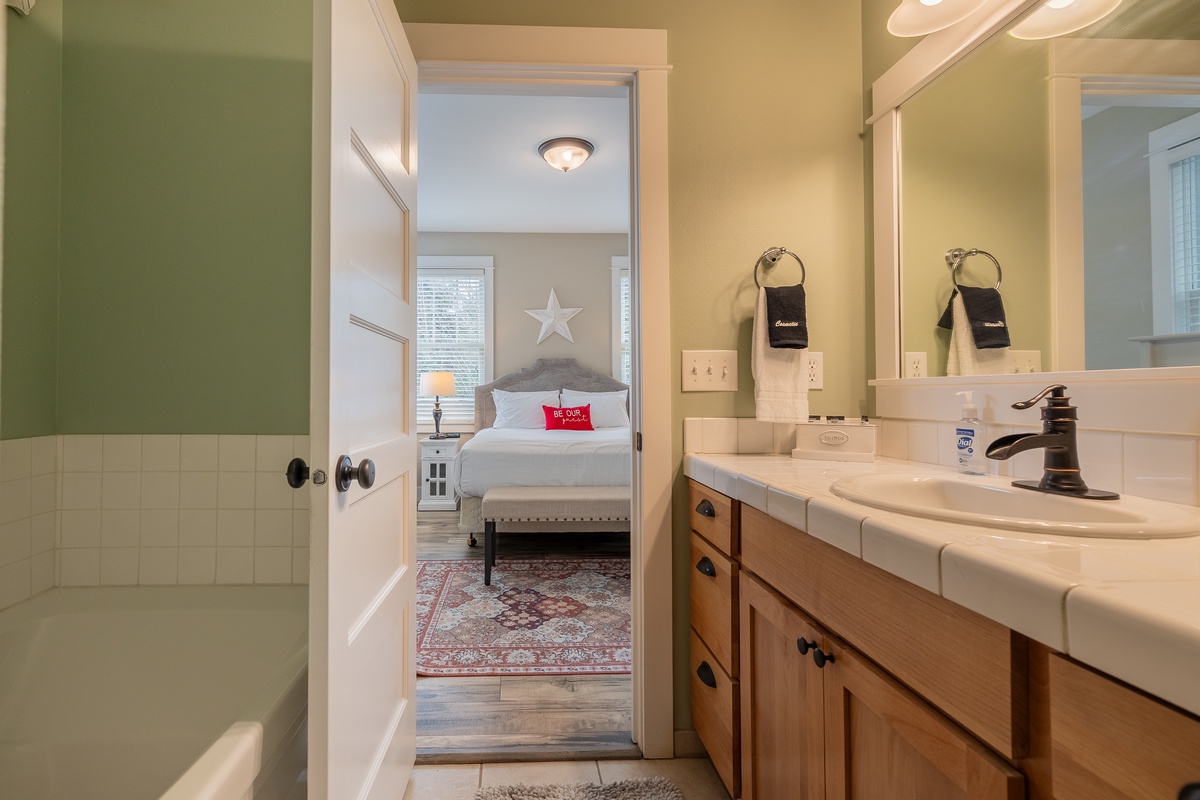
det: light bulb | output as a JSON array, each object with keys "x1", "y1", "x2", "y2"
[
  {"x1": 1046, "y1": 0, "x2": 1075, "y2": 8},
  {"x1": 920, "y1": 0, "x2": 944, "y2": 6}
]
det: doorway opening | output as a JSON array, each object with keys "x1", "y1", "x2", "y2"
[{"x1": 413, "y1": 81, "x2": 637, "y2": 763}]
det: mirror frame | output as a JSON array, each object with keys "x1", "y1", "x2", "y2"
[{"x1": 870, "y1": 0, "x2": 1200, "y2": 381}]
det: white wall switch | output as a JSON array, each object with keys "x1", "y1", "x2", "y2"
[
  {"x1": 806, "y1": 352, "x2": 823, "y2": 390},
  {"x1": 681, "y1": 350, "x2": 738, "y2": 391},
  {"x1": 1010, "y1": 350, "x2": 1041, "y2": 373},
  {"x1": 904, "y1": 352, "x2": 927, "y2": 379}
]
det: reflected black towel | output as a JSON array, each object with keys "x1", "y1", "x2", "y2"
[
  {"x1": 765, "y1": 284, "x2": 808, "y2": 348},
  {"x1": 936, "y1": 286, "x2": 1010, "y2": 349}
]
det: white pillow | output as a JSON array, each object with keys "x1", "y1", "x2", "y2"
[
  {"x1": 561, "y1": 389, "x2": 630, "y2": 428},
  {"x1": 492, "y1": 389, "x2": 560, "y2": 429}
]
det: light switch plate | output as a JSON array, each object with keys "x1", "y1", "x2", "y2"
[
  {"x1": 682, "y1": 350, "x2": 738, "y2": 391},
  {"x1": 1010, "y1": 350, "x2": 1041, "y2": 373}
]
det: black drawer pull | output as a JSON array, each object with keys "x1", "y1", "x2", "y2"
[
  {"x1": 695, "y1": 557, "x2": 717, "y2": 577},
  {"x1": 696, "y1": 661, "x2": 718, "y2": 688},
  {"x1": 695, "y1": 499, "x2": 716, "y2": 517},
  {"x1": 1180, "y1": 784, "x2": 1200, "y2": 800},
  {"x1": 812, "y1": 648, "x2": 835, "y2": 669},
  {"x1": 797, "y1": 637, "x2": 816, "y2": 655}
]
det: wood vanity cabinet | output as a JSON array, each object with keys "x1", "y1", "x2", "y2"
[
  {"x1": 688, "y1": 481, "x2": 742, "y2": 798},
  {"x1": 687, "y1": 479, "x2": 1200, "y2": 799}
]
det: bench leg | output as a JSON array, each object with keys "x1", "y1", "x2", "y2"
[{"x1": 484, "y1": 521, "x2": 495, "y2": 586}]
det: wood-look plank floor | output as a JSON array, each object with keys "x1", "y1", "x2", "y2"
[{"x1": 415, "y1": 511, "x2": 638, "y2": 764}]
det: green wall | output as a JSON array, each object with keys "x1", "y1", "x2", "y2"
[
  {"x1": 2, "y1": 0, "x2": 312, "y2": 437},
  {"x1": 395, "y1": 0, "x2": 866, "y2": 731},
  {"x1": 2, "y1": 0, "x2": 63, "y2": 439}
]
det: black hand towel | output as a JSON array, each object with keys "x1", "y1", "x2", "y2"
[
  {"x1": 936, "y1": 286, "x2": 1011, "y2": 349},
  {"x1": 765, "y1": 284, "x2": 808, "y2": 349}
]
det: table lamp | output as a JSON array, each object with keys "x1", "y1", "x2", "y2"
[{"x1": 418, "y1": 371, "x2": 456, "y2": 440}]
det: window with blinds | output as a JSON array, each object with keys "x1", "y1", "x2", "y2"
[
  {"x1": 417, "y1": 262, "x2": 493, "y2": 427},
  {"x1": 1170, "y1": 153, "x2": 1200, "y2": 333},
  {"x1": 611, "y1": 261, "x2": 631, "y2": 384}
]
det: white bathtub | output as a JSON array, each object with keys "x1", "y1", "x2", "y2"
[{"x1": 0, "y1": 586, "x2": 308, "y2": 800}]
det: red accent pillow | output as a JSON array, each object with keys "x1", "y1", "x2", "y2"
[{"x1": 543, "y1": 404, "x2": 593, "y2": 431}]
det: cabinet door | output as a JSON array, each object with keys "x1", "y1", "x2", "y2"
[
  {"x1": 822, "y1": 638, "x2": 1024, "y2": 800},
  {"x1": 740, "y1": 573, "x2": 825, "y2": 800},
  {"x1": 1049, "y1": 654, "x2": 1200, "y2": 800}
]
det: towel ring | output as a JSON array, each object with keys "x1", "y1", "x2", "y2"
[
  {"x1": 946, "y1": 248, "x2": 1002, "y2": 290},
  {"x1": 754, "y1": 246, "x2": 806, "y2": 289}
]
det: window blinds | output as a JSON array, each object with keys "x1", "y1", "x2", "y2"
[{"x1": 417, "y1": 270, "x2": 487, "y2": 425}]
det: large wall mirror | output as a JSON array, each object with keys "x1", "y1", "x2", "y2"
[{"x1": 877, "y1": 0, "x2": 1200, "y2": 380}]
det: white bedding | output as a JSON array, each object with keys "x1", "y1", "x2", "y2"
[{"x1": 452, "y1": 427, "x2": 632, "y2": 497}]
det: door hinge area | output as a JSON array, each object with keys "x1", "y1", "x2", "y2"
[{"x1": 636, "y1": 432, "x2": 642, "y2": 451}]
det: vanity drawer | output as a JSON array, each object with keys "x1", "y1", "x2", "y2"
[
  {"x1": 690, "y1": 532, "x2": 739, "y2": 678},
  {"x1": 690, "y1": 629, "x2": 739, "y2": 799},
  {"x1": 739, "y1": 504, "x2": 1025, "y2": 761},
  {"x1": 1049, "y1": 654, "x2": 1200, "y2": 800},
  {"x1": 689, "y1": 480, "x2": 738, "y2": 557}
]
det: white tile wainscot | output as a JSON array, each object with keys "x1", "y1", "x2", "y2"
[
  {"x1": 682, "y1": 450, "x2": 1200, "y2": 721},
  {"x1": 0, "y1": 433, "x2": 310, "y2": 611}
]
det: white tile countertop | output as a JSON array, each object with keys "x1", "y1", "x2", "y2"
[{"x1": 684, "y1": 452, "x2": 1200, "y2": 718}]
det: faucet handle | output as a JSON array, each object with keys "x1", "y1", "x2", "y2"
[{"x1": 1013, "y1": 384, "x2": 1068, "y2": 410}]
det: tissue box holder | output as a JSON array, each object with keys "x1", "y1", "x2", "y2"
[{"x1": 792, "y1": 422, "x2": 876, "y2": 462}]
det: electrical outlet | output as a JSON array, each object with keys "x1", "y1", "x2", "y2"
[
  {"x1": 806, "y1": 351, "x2": 823, "y2": 390},
  {"x1": 1010, "y1": 350, "x2": 1041, "y2": 373},
  {"x1": 904, "y1": 351, "x2": 927, "y2": 379},
  {"x1": 681, "y1": 350, "x2": 738, "y2": 391}
]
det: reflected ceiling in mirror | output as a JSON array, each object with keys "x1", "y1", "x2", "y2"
[{"x1": 898, "y1": 0, "x2": 1200, "y2": 378}]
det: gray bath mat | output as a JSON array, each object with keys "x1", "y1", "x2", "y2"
[{"x1": 475, "y1": 777, "x2": 684, "y2": 800}]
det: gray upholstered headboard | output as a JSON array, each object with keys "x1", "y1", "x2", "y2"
[{"x1": 474, "y1": 358, "x2": 629, "y2": 431}]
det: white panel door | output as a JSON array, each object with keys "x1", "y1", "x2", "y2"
[{"x1": 310, "y1": 0, "x2": 418, "y2": 798}]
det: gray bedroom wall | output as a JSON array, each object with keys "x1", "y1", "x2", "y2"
[{"x1": 418, "y1": 231, "x2": 630, "y2": 380}]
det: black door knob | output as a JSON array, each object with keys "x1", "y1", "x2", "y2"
[
  {"x1": 696, "y1": 661, "x2": 717, "y2": 689},
  {"x1": 335, "y1": 456, "x2": 377, "y2": 492},
  {"x1": 695, "y1": 556, "x2": 717, "y2": 577},
  {"x1": 285, "y1": 457, "x2": 310, "y2": 489},
  {"x1": 695, "y1": 499, "x2": 716, "y2": 517},
  {"x1": 812, "y1": 648, "x2": 835, "y2": 668},
  {"x1": 797, "y1": 637, "x2": 816, "y2": 655},
  {"x1": 1179, "y1": 783, "x2": 1200, "y2": 800}
]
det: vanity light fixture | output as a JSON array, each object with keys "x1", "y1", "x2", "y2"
[
  {"x1": 887, "y1": 0, "x2": 988, "y2": 37},
  {"x1": 1008, "y1": 0, "x2": 1123, "y2": 39},
  {"x1": 538, "y1": 137, "x2": 594, "y2": 172}
]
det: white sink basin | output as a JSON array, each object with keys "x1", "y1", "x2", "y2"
[{"x1": 829, "y1": 473, "x2": 1200, "y2": 539}]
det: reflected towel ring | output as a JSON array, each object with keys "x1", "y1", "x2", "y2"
[
  {"x1": 946, "y1": 248, "x2": 1002, "y2": 290},
  {"x1": 754, "y1": 247, "x2": 806, "y2": 289}
]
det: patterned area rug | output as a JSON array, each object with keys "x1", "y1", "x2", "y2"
[{"x1": 416, "y1": 558, "x2": 631, "y2": 676}]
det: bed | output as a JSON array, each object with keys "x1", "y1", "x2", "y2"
[{"x1": 452, "y1": 358, "x2": 633, "y2": 535}]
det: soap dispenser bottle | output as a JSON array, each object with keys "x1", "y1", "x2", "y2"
[{"x1": 954, "y1": 391, "x2": 985, "y2": 475}]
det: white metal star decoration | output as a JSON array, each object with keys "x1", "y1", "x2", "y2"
[{"x1": 525, "y1": 288, "x2": 582, "y2": 344}]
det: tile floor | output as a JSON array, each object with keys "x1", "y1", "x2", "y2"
[{"x1": 401, "y1": 758, "x2": 730, "y2": 800}]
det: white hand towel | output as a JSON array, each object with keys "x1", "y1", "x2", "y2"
[
  {"x1": 753, "y1": 287, "x2": 809, "y2": 423},
  {"x1": 947, "y1": 293, "x2": 1011, "y2": 376}
]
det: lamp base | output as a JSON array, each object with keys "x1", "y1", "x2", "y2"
[{"x1": 428, "y1": 433, "x2": 450, "y2": 440}]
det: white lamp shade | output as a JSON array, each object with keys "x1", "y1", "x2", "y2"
[
  {"x1": 888, "y1": 0, "x2": 988, "y2": 37},
  {"x1": 1008, "y1": 0, "x2": 1123, "y2": 39},
  {"x1": 419, "y1": 371, "x2": 456, "y2": 397},
  {"x1": 538, "y1": 137, "x2": 594, "y2": 172}
]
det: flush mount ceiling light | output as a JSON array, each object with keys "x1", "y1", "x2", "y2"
[
  {"x1": 1008, "y1": 0, "x2": 1123, "y2": 39},
  {"x1": 887, "y1": 0, "x2": 988, "y2": 37},
  {"x1": 538, "y1": 137, "x2": 594, "y2": 172}
]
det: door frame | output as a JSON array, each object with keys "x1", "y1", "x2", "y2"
[{"x1": 404, "y1": 22, "x2": 674, "y2": 758}]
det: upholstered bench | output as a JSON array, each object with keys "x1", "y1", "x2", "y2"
[{"x1": 480, "y1": 486, "x2": 630, "y2": 585}]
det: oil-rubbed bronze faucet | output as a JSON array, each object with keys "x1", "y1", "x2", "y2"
[{"x1": 985, "y1": 384, "x2": 1120, "y2": 500}]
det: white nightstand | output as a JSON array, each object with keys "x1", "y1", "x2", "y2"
[{"x1": 418, "y1": 436, "x2": 459, "y2": 511}]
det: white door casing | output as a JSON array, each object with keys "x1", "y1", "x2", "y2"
[{"x1": 310, "y1": 0, "x2": 419, "y2": 798}]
